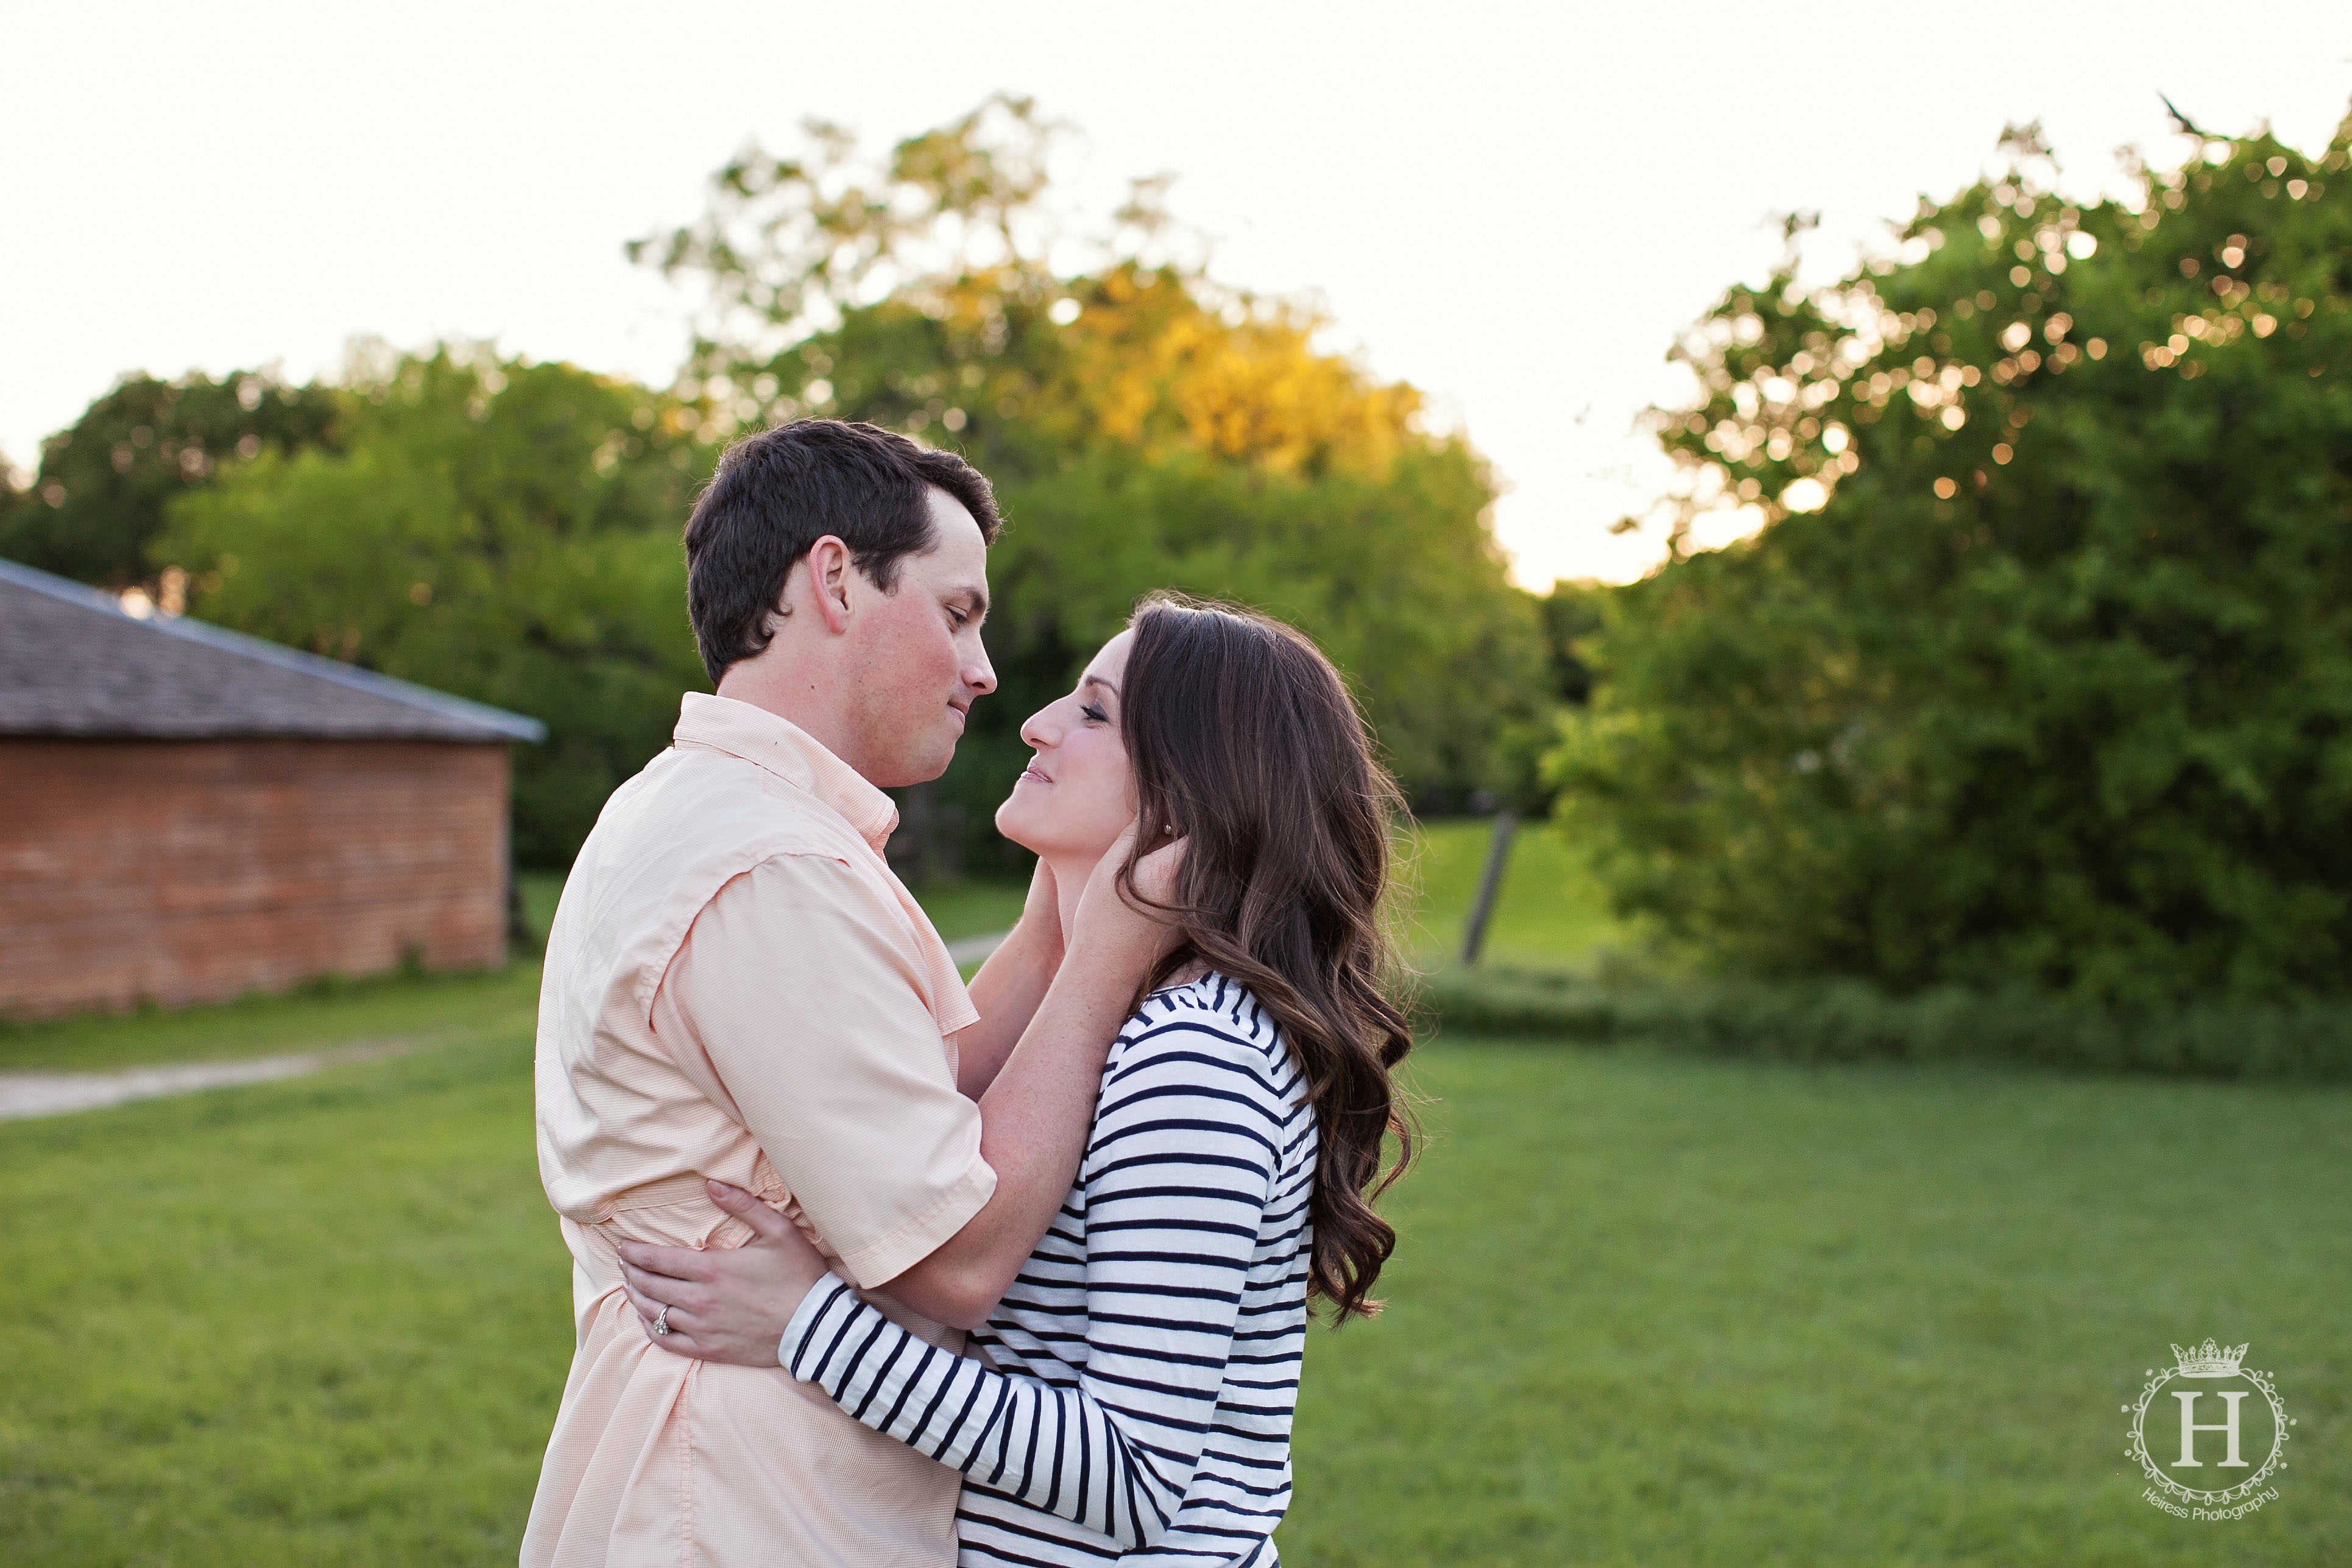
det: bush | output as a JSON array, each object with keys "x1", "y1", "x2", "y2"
[
  {"x1": 1550, "y1": 110, "x2": 2352, "y2": 1008},
  {"x1": 1419, "y1": 965, "x2": 2352, "y2": 1080}
]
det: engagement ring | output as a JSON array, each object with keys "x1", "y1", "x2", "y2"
[{"x1": 653, "y1": 1304, "x2": 671, "y2": 1337}]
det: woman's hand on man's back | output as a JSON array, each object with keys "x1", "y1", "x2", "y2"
[{"x1": 618, "y1": 1179, "x2": 832, "y2": 1366}]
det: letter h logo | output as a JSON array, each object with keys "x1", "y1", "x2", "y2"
[{"x1": 2172, "y1": 1391, "x2": 2250, "y2": 1469}]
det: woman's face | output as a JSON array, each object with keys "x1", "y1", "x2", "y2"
[{"x1": 995, "y1": 630, "x2": 1136, "y2": 863}]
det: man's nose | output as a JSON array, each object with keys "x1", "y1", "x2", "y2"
[{"x1": 963, "y1": 650, "x2": 997, "y2": 697}]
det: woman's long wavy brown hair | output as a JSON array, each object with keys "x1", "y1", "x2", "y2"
[{"x1": 1115, "y1": 595, "x2": 1414, "y2": 1323}]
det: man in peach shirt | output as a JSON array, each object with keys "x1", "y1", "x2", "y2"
[{"x1": 524, "y1": 420, "x2": 1159, "y2": 1567}]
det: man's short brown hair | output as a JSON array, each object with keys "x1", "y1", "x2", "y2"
[{"x1": 683, "y1": 419, "x2": 1001, "y2": 684}]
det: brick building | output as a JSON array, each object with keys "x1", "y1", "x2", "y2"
[{"x1": 0, "y1": 558, "x2": 544, "y2": 1019}]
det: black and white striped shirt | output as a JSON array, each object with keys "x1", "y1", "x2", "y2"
[{"x1": 781, "y1": 973, "x2": 1315, "y2": 1566}]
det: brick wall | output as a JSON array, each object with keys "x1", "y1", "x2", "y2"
[{"x1": 0, "y1": 738, "x2": 511, "y2": 1018}]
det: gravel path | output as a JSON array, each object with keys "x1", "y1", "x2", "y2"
[{"x1": 0, "y1": 1040, "x2": 415, "y2": 1122}]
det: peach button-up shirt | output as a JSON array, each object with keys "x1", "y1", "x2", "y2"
[{"x1": 523, "y1": 693, "x2": 994, "y2": 1568}]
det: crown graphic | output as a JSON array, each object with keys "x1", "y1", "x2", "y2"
[{"x1": 2170, "y1": 1338, "x2": 2248, "y2": 1377}]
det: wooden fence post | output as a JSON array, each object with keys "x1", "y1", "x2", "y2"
[{"x1": 1460, "y1": 810, "x2": 1518, "y2": 968}]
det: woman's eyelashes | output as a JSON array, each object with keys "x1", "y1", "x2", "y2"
[{"x1": 1079, "y1": 700, "x2": 1110, "y2": 725}]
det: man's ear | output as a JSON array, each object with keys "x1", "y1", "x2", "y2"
[{"x1": 804, "y1": 536, "x2": 853, "y2": 635}]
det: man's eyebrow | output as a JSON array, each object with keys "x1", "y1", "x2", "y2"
[{"x1": 949, "y1": 585, "x2": 989, "y2": 620}]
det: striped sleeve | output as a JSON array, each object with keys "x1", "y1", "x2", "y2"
[{"x1": 779, "y1": 1008, "x2": 1293, "y2": 1553}]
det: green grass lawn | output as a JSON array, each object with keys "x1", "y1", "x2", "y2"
[
  {"x1": 5, "y1": 838, "x2": 2347, "y2": 1563},
  {"x1": 0, "y1": 1036, "x2": 562, "y2": 1563},
  {"x1": 912, "y1": 875, "x2": 1030, "y2": 944},
  {"x1": 1288, "y1": 1045, "x2": 2350, "y2": 1565},
  {"x1": 4, "y1": 1033, "x2": 2343, "y2": 1564}
]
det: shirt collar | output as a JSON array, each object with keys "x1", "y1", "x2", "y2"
[{"x1": 673, "y1": 692, "x2": 899, "y2": 852}]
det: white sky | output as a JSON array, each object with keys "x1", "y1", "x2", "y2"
[{"x1": 4, "y1": 2, "x2": 2347, "y2": 585}]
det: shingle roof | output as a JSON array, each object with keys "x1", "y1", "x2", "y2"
[{"x1": 0, "y1": 558, "x2": 546, "y2": 743}]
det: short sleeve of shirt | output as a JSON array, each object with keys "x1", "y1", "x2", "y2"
[{"x1": 651, "y1": 853, "x2": 996, "y2": 1287}]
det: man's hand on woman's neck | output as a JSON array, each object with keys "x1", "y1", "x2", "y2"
[
  {"x1": 952, "y1": 850, "x2": 1100, "y2": 1104},
  {"x1": 1047, "y1": 852, "x2": 1100, "y2": 952}
]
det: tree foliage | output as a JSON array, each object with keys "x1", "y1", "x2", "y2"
[
  {"x1": 1552, "y1": 108, "x2": 2352, "y2": 1005},
  {"x1": 0, "y1": 457, "x2": 23, "y2": 542},
  {"x1": 0, "y1": 370, "x2": 339, "y2": 590},
  {"x1": 640, "y1": 97, "x2": 1546, "y2": 856},
  {"x1": 152, "y1": 347, "x2": 715, "y2": 865}
]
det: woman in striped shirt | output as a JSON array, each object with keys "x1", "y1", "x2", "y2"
[{"x1": 620, "y1": 597, "x2": 1413, "y2": 1565}]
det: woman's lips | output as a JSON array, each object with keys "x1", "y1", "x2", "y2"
[{"x1": 1019, "y1": 766, "x2": 1051, "y2": 785}]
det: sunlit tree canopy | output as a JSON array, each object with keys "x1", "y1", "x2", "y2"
[
  {"x1": 85, "y1": 100, "x2": 1553, "y2": 871},
  {"x1": 640, "y1": 97, "x2": 1547, "y2": 844}
]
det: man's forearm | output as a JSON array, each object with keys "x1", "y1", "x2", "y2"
[{"x1": 878, "y1": 936, "x2": 1148, "y2": 1329}]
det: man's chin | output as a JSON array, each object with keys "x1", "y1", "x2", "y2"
[{"x1": 874, "y1": 735, "x2": 958, "y2": 789}]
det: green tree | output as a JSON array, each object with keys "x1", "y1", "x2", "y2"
[
  {"x1": 1, "y1": 370, "x2": 338, "y2": 588},
  {"x1": 1488, "y1": 579, "x2": 1606, "y2": 814},
  {"x1": 1534, "y1": 579, "x2": 1602, "y2": 710},
  {"x1": 639, "y1": 97, "x2": 1547, "y2": 863},
  {"x1": 1551, "y1": 109, "x2": 2352, "y2": 1005},
  {"x1": 153, "y1": 346, "x2": 715, "y2": 865}
]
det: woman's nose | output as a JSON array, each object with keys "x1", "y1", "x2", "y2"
[{"x1": 1019, "y1": 706, "x2": 1056, "y2": 749}]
